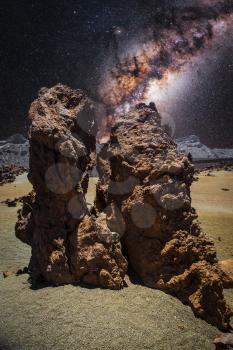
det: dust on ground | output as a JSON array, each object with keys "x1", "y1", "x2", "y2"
[{"x1": 0, "y1": 171, "x2": 232, "y2": 350}]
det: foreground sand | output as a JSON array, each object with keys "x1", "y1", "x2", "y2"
[
  {"x1": 192, "y1": 170, "x2": 233, "y2": 313},
  {"x1": 0, "y1": 274, "x2": 219, "y2": 350},
  {"x1": 192, "y1": 171, "x2": 233, "y2": 261},
  {"x1": 0, "y1": 171, "x2": 232, "y2": 350}
]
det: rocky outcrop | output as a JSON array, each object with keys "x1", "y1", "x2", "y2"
[
  {"x1": 16, "y1": 84, "x2": 127, "y2": 288},
  {"x1": 15, "y1": 85, "x2": 232, "y2": 329},
  {"x1": 95, "y1": 104, "x2": 232, "y2": 330},
  {"x1": 0, "y1": 165, "x2": 26, "y2": 185}
]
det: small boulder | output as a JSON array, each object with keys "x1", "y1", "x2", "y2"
[
  {"x1": 3, "y1": 271, "x2": 16, "y2": 278},
  {"x1": 214, "y1": 333, "x2": 233, "y2": 349},
  {"x1": 218, "y1": 260, "x2": 233, "y2": 288}
]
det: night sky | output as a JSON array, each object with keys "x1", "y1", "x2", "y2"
[{"x1": 0, "y1": 0, "x2": 233, "y2": 147}]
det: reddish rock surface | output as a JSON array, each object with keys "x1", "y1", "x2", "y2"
[
  {"x1": 96, "y1": 104, "x2": 232, "y2": 330},
  {"x1": 16, "y1": 85, "x2": 232, "y2": 330},
  {"x1": 219, "y1": 259, "x2": 233, "y2": 288},
  {"x1": 16, "y1": 84, "x2": 127, "y2": 288}
]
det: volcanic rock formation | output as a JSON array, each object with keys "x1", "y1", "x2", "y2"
[
  {"x1": 16, "y1": 84, "x2": 127, "y2": 288},
  {"x1": 16, "y1": 85, "x2": 232, "y2": 330},
  {"x1": 95, "y1": 103, "x2": 232, "y2": 330}
]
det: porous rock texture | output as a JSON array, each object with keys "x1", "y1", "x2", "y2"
[
  {"x1": 218, "y1": 259, "x2": 233, "y2": 288},
  {"x1": 95, "y1": 103, "x2": 232, "y2": 330},
  {"x1": 16, "y1": 84, "x2": 127, "y2": 289},
  {"x1": 15, "y1": 85, "x2": 232, "y2": 329}
]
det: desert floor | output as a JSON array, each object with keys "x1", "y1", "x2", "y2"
[{"x1": 0, "y1": 171, "x2": 232, "y2": 350}]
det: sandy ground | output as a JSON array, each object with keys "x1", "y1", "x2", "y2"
[
  {"x1": 0, "y1": 171, "x2": 232, "y2": 350},
  {"x1": 0, "y1": 174, "x2": 32, "y2": 273},
  {"x1": 192, "y1": 171, "x2": 233, "y2": 261},
  {"x1": 192, "y1": 170, "x2": 233, "y2": 313}
]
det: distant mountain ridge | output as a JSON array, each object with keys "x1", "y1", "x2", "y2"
[
  {"x1": 1, "y1": 134, "x2": 233, "y2": 168},
  {"x1": 176, "y1": 135, "x2": 233, "y2": 160},
  {"x1": 0, "y1": 134, "x2": 29, "y2": 167}
]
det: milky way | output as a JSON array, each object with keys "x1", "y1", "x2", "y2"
[
  {"x1": 98, "y1": 0, "x2": 233, "y2": 142},
  {"x1": 1, "y1": 0, "x2": 233, "y2": 146}
]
